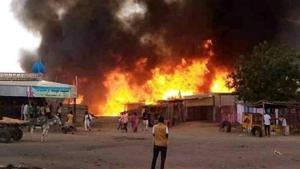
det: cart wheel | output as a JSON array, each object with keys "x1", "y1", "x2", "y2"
[
  {"x1": 12, "y1": 128, "x2": 23, "y2": 141},
  {"x1": 251, "y1": 126, "x2": 262, "y2": 137},
  {"x1": 0, "y1": 129, "x2": 11, "y2": 143}
]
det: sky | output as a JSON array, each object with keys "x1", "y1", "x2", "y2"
[{"x1": 0, "y1": 0, "x2": 40, "y2": 73}]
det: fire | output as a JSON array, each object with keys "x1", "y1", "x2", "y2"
[
  {"x1": 210, "y1": 70, "x2": 234, "y2": 93},
  {"x1": 147, "y1": 58, "x2": 209, "y2": 101},
  {"x1": 76, "y1": 95, "x2": 84, "y2": 104},
  {"x1": 64, "y1": 95, "x2": 84, "y2": 105},
  {"x1": 101, "y1": 70, "x2": 143, "y2": 116},
  {"x1": 98, "y1": 40, "x2": 234, "y2": 116},
  {"x1": 100, "y1": 59, "x2": 233, "y2": 116}
]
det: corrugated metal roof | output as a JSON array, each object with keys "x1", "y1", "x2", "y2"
[
  {"x1": 183, "y1": 94, "x2": 213, "y2": 100},
  {"x1": 0, "y1": 73, "x2": 42, "y2": 81},
  {"x1": 0, "y1": 80, "x2": 74, "y2": 88},
  {"x1": 0, "y1": 80, "x2": 77, "y2": 98}
]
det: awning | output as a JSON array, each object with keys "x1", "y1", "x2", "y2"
[
  {"x1": 241, "y1": 100, "x2": 300, "y2": 109},
  {"x1": 0, "y1": 80, "x2": 77, "y2": 99}
]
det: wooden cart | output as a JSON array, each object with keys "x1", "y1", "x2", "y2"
[{"x1": 0, "y1": 117, "x2": 29, "y2": 143}]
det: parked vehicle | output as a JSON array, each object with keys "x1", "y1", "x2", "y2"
[
  {"x1": 0, "y1": 117, "x2": 29, "y2": 143},
  {"x1": 242, "y1": 112, "x2": 263, "y2": 137}
]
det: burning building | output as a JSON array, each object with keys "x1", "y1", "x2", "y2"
[
  {"x1": 12, "y1": 0, "x2": 300, "y2": 116},
  {"x1": 123, "y1": 92, "x2": 237, "y2": 127}
]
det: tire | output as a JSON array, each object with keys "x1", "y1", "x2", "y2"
[
  {"x1": 251, "y1": 126, "x2": 262, "y2": 137},
  {"x1": 220, "y1": 121, "x2": 231, "y2": 133},
  {"x1": 0, "y1": 129, "x2": 11, "y2": 143},
  {"x1": 11, "y1": 128, "x2": 23, "y2": 141}
]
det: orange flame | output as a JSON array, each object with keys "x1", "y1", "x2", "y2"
[
  {"x1": 99, "y1": 40, "x2": 233, "y2": 116},
  {"x1": 100, "y1": 60, "x2": 233, "y2": 116},
  {"x1": 76, "y1": 95, "x2": 84, "y2": 104},
  {"x1": 210, "y1": 70, "x2": 234, "y2": 93},
  {"x1": 65, "y1": 94, "x2": 84, "y2": 105}
]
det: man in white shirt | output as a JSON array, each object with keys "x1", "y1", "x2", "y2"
[
  {"x1": 280, "y1": 115, "x2": 288, "y2": 136},
  {"x1": 22, "y1": 103, "x2": 29, "y2": 121},
  {"x1": 263, "y1": 113, "x2": 271, "y2": 136},
  {"x1": 142, "y1": 109, "x2": 149, "y2": 131},
  {"x1": 84, "y1": 111, "x2": 93, "y2": 131}
]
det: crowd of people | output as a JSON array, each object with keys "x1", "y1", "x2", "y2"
[
  {"x1": 20, "y1": 101, "x2": 95, "y2": 132},
  {"x1": 21, "y1": 102, "x2": 64, "y2": 121},
  {"x1": 263, "y1": 113, "x2": 288, "y2": 136},
  {"x1": 118, "y1": 109, "x2": 151, "y2": 133}
]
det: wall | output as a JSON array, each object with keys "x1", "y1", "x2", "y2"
[
  {"x1": 184, "y1": 97, "x2": 213, "y2": 107},
  {"x1": 214, "y1": 94, "x2": 237, "y2": 107}
]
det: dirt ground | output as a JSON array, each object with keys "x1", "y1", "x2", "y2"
[{"x1": 0, "y1": 122, "x2": 299, "y2": 169}]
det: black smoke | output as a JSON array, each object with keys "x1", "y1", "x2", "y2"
[{"x1": 13, "y1": 0, "x2": 300, "y2": 112}]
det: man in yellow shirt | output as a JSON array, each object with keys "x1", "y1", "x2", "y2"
[
  {"x1": 151, "y1": 116, "x2": 169, "y2": 169},
  {"x1": 66, "y1": 111, "x2": 74, "y2": 125}
]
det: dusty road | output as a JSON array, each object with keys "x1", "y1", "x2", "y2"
[{"x1": 0, "y1": 122, "x2": 299, "y2": 169}]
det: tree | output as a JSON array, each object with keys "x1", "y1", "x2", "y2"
[{"x1": 228, "y1": 42, "x2": 300, "y2": 102}]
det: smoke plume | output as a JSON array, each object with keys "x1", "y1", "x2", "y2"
[{"x1": 12, "y1": 0, "x2": 300, "y2": 113}]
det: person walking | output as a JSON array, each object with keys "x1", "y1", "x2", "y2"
[
  {"x1": 131, "y1": 112, "x2": 139, "y2": 133},
  {"x1": 264, "y1": 113, "x2": 271, "y2": 137},
  {"x1": 151, "y1": 116, "x2": 169, "y2": 169},
  {"x1": 20, "y1": 103, "x2": 24, "y2": 120},
  {"x1": 84, "y1": 111, "x2": 92, "y2": 131},
  {"x1": 122, "y1": 112, "x2": 129, "y2": 133}
]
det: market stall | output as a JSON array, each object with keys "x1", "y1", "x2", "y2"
[{"x1": 0, "y1": 73, "x2": 77, "y2": 118}]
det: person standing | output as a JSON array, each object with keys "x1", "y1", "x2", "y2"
[
  {"x1": 29, "y1": 103, "x2": 38, "y2": 134},
  {"x1": 39, "y1": 104, "x2": 45, "y2": 116},
  {"x1": 64, "y1": 111, "x2": 75, "y2": 134},
  {"x1": 117, "y1": 112, "x2": 124, "y2": 130},
  {"x1": 66, "y1": 111, "x2": 74, "y2": 126},
  {"x1": 131, "y1": 112, "x2": 139, "y2": 133},
  {"x1": 151, "y1": 116, "x2": 169, "y2": 169},
  {"x1": 142, "y1": 110, "x2": 149, "y2": 131},
  {"x1": 22, "y1": 103, "x2": 29, "y2": 120},
  {"x1": 24, "y1": 103, "x2": 29, "y2": 121},
  {"x1": 84, "y1": 111, "x2": 92, "y2": 131},
  {"x1": 45, "y1": 102, "x2": 52, "y2": 119},
  {"x1": 264, "y1": 113, "x2": 271, "y2": 137},
  {"x1": 56, "y1": 103, "x2": 63, "y2": 120},
  {"x1": 28, "y1": 103, "x2": 34, "y2": 119},
  {"x1": 32, "y1": 103, "x2": 38, "y2": 119},
  {"x1": 122, "y1": 112, "x2": 129, "y2": 133},
  {"x1": 280, "y1": 115, "x2": 287, "y2": 136}
]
